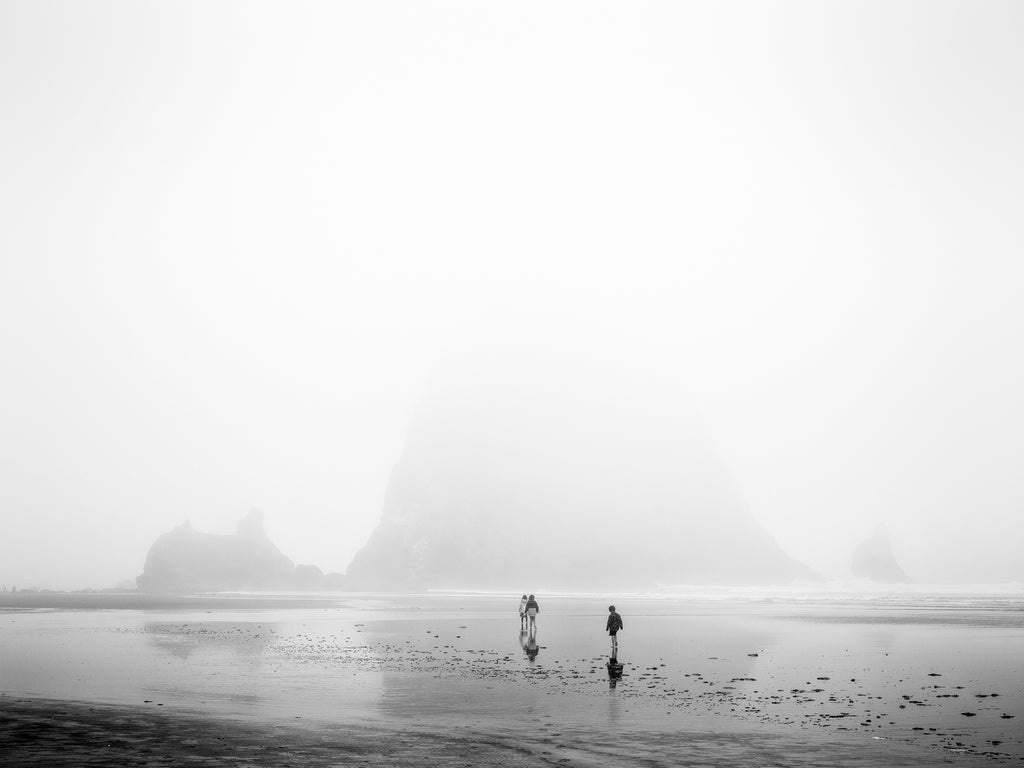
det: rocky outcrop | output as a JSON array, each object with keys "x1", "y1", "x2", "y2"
[
  {"x1": 137, "y1": 511, "x2": 341, "y2": 593},
  {"x1": 850, "y1": 526, "x2": 912, "y2": 583},
  {"x1": 345, "y1": 353, "x2": 817, "y2": 590}
]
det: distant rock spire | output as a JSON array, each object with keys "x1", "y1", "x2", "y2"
[{"x1": 851, "y1": 526, "x2": 912, "y2": 583}]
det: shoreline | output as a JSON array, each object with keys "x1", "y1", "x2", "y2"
[
  {"x1": 0, "y1": 592, "x2": 353, "y2": 611},
  {"x1": 2, "y1": 586, "x2": 1022, "y2": 614}
]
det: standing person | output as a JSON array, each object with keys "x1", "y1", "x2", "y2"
[
  {"x1": 606, "y1": 605, "x2": 623, "y2": 658},
  {"x1": 518, "y1": 594, "x2": 528, "y2": 629},
  {"x1": 525, "y1": 594, "x2": 540, "y2": 631}
]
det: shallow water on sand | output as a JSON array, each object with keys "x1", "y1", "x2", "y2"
[{"x1": 1, "y1": 592, "x2": 1022, "y2": 762}]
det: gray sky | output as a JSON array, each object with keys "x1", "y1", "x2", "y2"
[{"x1": 2, "y1": 1, "x2": 1022, "y2": 590}]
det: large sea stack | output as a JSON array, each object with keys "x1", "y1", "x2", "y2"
[{"x1": 345, "y1": 348, "x2": 816, "y2": 590}]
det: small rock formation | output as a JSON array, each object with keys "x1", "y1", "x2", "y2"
[
  {"x1": 136, "y1": 510, "x2": 342, "y2": 592},
  {"x1": 850, "y1": 526, "x2": 912, "y2": 583}
]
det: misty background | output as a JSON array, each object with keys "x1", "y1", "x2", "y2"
[{"x1": 2, "y1": 1, "x2": 1022, "y2": 590}]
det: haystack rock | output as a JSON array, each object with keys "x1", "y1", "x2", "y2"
[
  {"x1": 850, "y1": 526, "x2": 912, "y2": 583},
  {"x1": 345, "y1": 350, "x2": 817, "y2": 590},
  {"x1": 137, "y1": 510, "x2": 333, "y2": 592}
]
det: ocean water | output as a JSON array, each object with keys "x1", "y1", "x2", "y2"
[{"x1": 1, "y1": 590, "x2": 1021, "y2": 763}]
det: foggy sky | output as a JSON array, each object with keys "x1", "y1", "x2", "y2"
[{"x1": 2, "y1": 1, "x2": 1022, "y2": 590}]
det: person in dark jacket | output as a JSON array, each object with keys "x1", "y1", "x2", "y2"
[
  {"x1": 525, "y1": 594, "x2": 540, "y2": 631},
  {"x1": 606, "y1": 605, "x2": 623, "y2": 657}
]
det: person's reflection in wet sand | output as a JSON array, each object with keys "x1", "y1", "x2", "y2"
[
  {"x1": 607, "y1": 655, "x2": 623, "y2": 690},
  {"x1": 520, "y1": 629, "x2": 540, "y2": 662}
]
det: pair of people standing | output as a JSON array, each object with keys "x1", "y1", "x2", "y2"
[
  {"x1": 515, "y1": 596, "x2": 623, "y2": 657},
  {"x1": 518, "y1": 594, "x2": 540, "y2": 630}
]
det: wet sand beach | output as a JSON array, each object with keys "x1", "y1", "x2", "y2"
[
  {"x1": 1, "y1": 591, "x2": 1022, "y2": 766},
  {"x1": 1, "y1": 694, "x2": 935, "y2": 767},
  {"x1": 1, "y1": 695, "x2": 555, "y2": 767}
]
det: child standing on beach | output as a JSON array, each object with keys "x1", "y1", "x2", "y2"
[
  {"x1": 518, "y1": 594, "x2": 528, "y2": 629},
  {"x1": 525, "y1": 594, "x2": 540, "y2": 631},
  {"x1": 606, "y1": 605, "x2": 623, "y2": 657}
]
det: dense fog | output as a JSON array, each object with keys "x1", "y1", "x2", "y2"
[{"x1": 1, "y1": 2, "x2": 1022, "y2": 590}]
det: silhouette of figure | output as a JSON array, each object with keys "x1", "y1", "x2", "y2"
[
  {"x1": 518, "y1": 594, "x2": 528, "y2": 629},
  {"x1": 524, "y1": 594, "x2": 539, "y2": 631},
  {"x1": 607, "y1": 655, "x2": 624, "y2": 689},
  {"x1": 520, "y1": 629, "x2": 539, "y2": 662},
  {"x1": 606, "y1": 604, "x2": 623, "y2": 657}
]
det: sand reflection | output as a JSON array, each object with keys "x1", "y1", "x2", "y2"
[
  {"x1": 519, "y1": 629, "x2": 540, "y2": 662},
  {"x1": 144, "y1": 621, "x2": 277, "y2": 660},
  {"x1": 607, "y1": 656, "x2": 624, "y2": 690}
]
